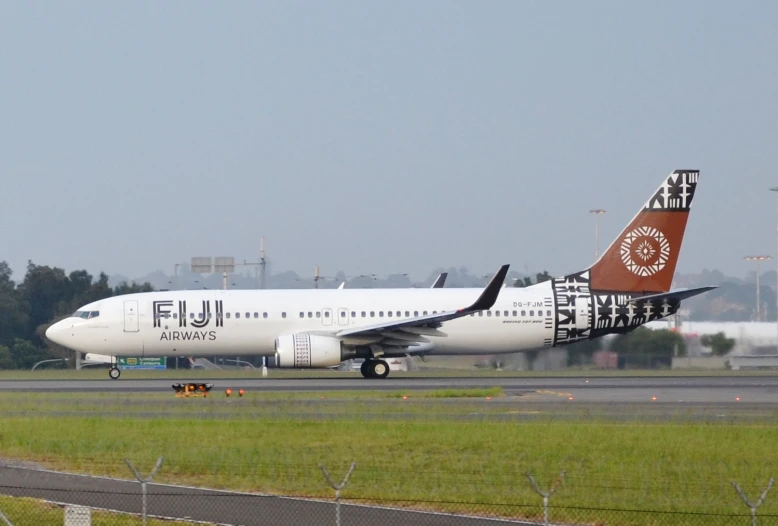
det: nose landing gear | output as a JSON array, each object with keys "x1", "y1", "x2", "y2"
[{"x1": 108, "y1": 356, "x2": 121, "y2": 380}]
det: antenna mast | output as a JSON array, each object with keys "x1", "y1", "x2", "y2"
[{"x1": 259, "y1": 236, "x2": 266, "y2": 289}]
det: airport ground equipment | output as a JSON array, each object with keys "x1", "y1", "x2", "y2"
[{"x1": 172, "y1": 383, "x2": 214, "y2": 397}]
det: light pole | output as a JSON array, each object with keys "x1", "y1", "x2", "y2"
[
  {"x1": 771, "y1": 188, "x2": 778, "y2": 345},
  {"x1": 744, "y1": 256, "x2": 772, "y2": 321},
  {"x1": 589, "y1": 209, "x2": 606, "y2": 259}
]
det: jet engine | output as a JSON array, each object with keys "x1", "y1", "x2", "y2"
[{"x1": 274, "y1": 333, "x2": 354, "y2": 368}]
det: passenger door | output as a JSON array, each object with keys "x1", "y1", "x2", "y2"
[{"x1": 124, "y1": 300, "x2": 139, "y2": 332}]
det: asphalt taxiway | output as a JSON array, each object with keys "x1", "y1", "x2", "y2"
[
  {"x1": 0, "y1": 376, "x2": 777, "y2": 404},
  {"x1": 0, "y1": 465, "x2": 536, "y2": 525}
]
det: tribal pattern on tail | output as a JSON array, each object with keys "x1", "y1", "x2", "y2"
[{"x1": 644, "y1": 170, "x2": 699, "y2": 211}]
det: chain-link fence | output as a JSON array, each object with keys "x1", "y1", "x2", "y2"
[{"x1": 0, "y1": 458, "x2": 777, "y2": 526}]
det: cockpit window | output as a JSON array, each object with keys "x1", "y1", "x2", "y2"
[{"x1": 71, "y1": 311, "x2": 99, "y2": 319}]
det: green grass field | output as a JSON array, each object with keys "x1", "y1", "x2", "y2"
[{"x1": 0, "y1": 391, "x2": 776, "y2": 525}]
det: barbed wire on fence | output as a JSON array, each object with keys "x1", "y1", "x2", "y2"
[
  {"x1": 320, "y1": 461, "x2": 356, "y2": 526},
  {"x1": 733, "y1": 477, "x2": 775, "y2": 526},
  {"x1": 0, "y1": 457, "x2": 777, "y2": 525},
  {"x1": 526, "y1": 469, "x2": 565, "y2": 526}
]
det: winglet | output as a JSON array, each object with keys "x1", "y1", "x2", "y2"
[
  {"x1": 431, "y1": 272, "x2": 448, "y2": 288},
  {"x1": 463, "y1": 264, "x2": 510, "y2": 312}
]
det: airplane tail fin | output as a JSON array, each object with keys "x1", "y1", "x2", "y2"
[{"x1": 588, "y1": 170, "x2": 700, "y2": 294}]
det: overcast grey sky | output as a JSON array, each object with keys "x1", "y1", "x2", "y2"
[{"x1": 2, "y1": 1, "x2": 777, "y2": 282}]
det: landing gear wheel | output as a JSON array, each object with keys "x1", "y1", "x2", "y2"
[
  {"x1": 360, "y1": 360, "x2": 372, "y2": 378},
  {"x1": 370, "y1": 359, "x2": 390, "y2": 379},
  {"x1": 109, "y1": 367, "x2": 121, "y2": 380}
]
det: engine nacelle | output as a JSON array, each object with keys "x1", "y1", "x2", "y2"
[{"x1": 274, "y1": 333, "x2": 350, "y2": 368}]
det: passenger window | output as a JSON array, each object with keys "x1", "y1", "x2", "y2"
[
  {"x1": 236, "y1": 313, "x2": 240, "y2": 319},
  {"x1": 361, "y1": 311, "x2": 366, "y2": 317},
  {"x1": 530, "y1": 310, "x2": 534, "y2": 316},
  {"x1": 282, "y1": 312, "x2": 287, "y2": 318},
  {"x1": 254, "y1": 312, "x2": 258, "y2": 318},
  {"x1": 478, "y1": 311, "x2": 483, "y2": 316},
  {"x1": 487, "y1": 311, "x2": 492, "y2": 317},
  {"x1": 299, "y1": 312, "x2": 304, "y2": 318},
  {"x1": 423, "y1": 311, "x2": 428, "y2": 315},
  {"x1": 513, "y1": 310, "x2": 517, "y2": 316},
  {"x1": 340, "y1": 311, "x2": 346, "y2": 317},
  {"x1": 308, "y1": 312, "x2": 313, "y2": 318},
  {"x1": 246, "y1": 312, "x2": 250, "y2": 319},
  {"x1": 225, "y1": 313, "x2": 230, "y2": 319},
  {"x1": 414, "y1": 311, "x2": 419, "y2": 316},
  {"x1": 405, "y1": 311, "x2": 410, "y2": 317},
  {"x1": 351, "y1": 311, "x2": 356, "y2": 318},
  {"x1": 190, "y1": 313, "x2": 194, "y2": 319},
  {"x1": 325, "y1": 311, "x2": 330, "y2": 317},
  {"x1": 547, "y1": 310, "x2": 552, "y2": 316},
  {"x1": 495, "y1": 310, "x2": 500, "y2": 317},
  {"x1": 379, "y1": 311, "x2": 384, "y2": 317},
  {"x1": 263, "y1": 312, "x2": 268, "y2": 318},
  {"x1": 370, "y1": 311, "x2": 375, "y2": 317},
  {"x1": 388, "y1": 311, "x2": 393, "y2": 317},
  {"x1": 172, "y1": 313, "x2": 177, "y2": 319},
  {"x1": 316, "y1": 312, "x2": 321, "y2": 318},
  {"x1": 521, "y1": 310, "x2": 526, "y2": 316},
  {"x1": 504, "y1": 310, "x2": 508, "y2": 316}
]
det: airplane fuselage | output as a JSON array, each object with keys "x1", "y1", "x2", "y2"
[{"x1": 49, "y1": 277, "x2": 678, "y2": 360}]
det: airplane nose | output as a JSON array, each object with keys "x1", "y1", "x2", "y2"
[{"x1": 45, "y1": 321, "x2": 67, "y2": 345}]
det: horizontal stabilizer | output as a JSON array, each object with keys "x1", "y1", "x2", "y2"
[{"x1": 628, "y1": 286, "x2": 718, "y2": 305}]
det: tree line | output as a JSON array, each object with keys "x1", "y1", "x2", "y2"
[{"x1": 0, "y1": 260, "x2": 153, "y2": 369}]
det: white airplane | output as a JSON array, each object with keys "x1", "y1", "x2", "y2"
[{"x1": 46, "y1": 170, "x2": 714, "y2": 380}]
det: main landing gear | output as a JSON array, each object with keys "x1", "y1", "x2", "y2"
[{"x1": 360, "y1": 359, "x2": 390, "y2": 379}]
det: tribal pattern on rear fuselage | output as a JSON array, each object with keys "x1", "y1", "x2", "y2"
[{"x1": 549, "y1": 270, "x2": 679, "y2": 347}]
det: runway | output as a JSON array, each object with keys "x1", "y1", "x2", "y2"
[{"x1": 1, "y1": 375, "x2": 777, "y2": 403}]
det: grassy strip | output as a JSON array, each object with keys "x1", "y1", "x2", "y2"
[
  {"x1": 0, "y1": 406, "x2": 776, "y2": 525},
  {"x1": 0, "y1": 495, "x2": 194, "y2": 525}
]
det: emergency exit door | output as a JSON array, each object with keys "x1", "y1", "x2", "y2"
[{"x1": 124, "y1": 300, "x2": 139, "y2": 332}]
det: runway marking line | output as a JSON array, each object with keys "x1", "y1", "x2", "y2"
[{"x1": 534, "y1": 390, "x2": 573, "y2": 398}]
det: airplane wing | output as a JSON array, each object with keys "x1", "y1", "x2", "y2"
[
  {"x1": 334, "y1": 265, "x2": 509, "y2": 349},
  {"x1": 627, "y1": 286, "x2": 718, "y2": 305},
  {"x1": 431, "y1": 272, "x2": 448, "y2": 288}
]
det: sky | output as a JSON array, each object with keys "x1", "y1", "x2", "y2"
[{"x1": 2, "y1": 1, "x2": 778, "y2": 283}]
